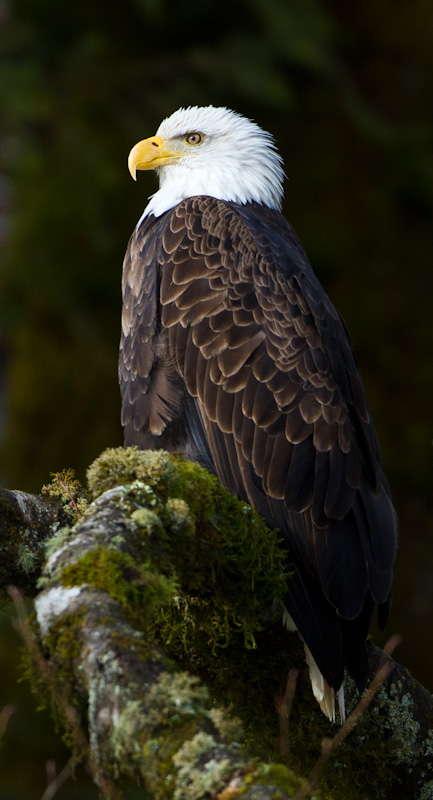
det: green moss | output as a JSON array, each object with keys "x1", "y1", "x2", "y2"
[
  {"x1": 16, "y1": 537, "x2": 40, "y2": 572},
  {"x1": 61, "y1": 546, "x2": 178, "y2": 629},
  {"x1": 208, "y1": 707, "x2": 244, "y2": 744},
  {"x1": 110, "y1": 699, "x2": 150, "y2": 777},
  {"x1": 419, "y1": 781, "x2": 433, "y2": 799},
  {"x1": 165, "y1": 497, "x2": 193, "y2": 532},
  {"x1": 0, "y1": 499, "x2": 48, "y2": 605},
  {"x1": 172, "y1": 732, "x2": 234, "y2": 800},
  {"x1": 77, "y1": 449, "x2": 293, "y2": 765},
  {"x1": 42, "y1": 525, "x2": 73, "y2": 565},
  {"x1": 87, "y1": 447, "x2": 176, "y2": 498},
  {"x1": 21, "y1": 607, "x2": 89, "y2": 762},
  {"x1": 146, "y1": 672, "x2": 211, "y2": 722},
  {"x1": 130, "y1": 507, "x2": 163, "y2": 533},
  {"x1": 32, "y1": 447, "x2": 433, "y2": 799},
  {"x1": 281, "y1": 672, "x2": 433, "y2": 800},
  {"x1": 251, "y1": 763, "x2": 315, "y2": 798},
  {"x1": 106, "y1": 669, "x2": 244, "y2": 795},
  {"x1": 374, "y1": 680, "x2": 419, "y2": 764},
  {"x1": 83, "y1": 448, "x2": 288, "y2": 665}
]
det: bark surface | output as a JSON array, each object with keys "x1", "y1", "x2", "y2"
[{"x1": 1, "y1": 448, "x2": 432, "y2": 800}]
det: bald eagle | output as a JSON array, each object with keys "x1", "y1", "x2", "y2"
[{"x1": 120, "y1": 106, "x2": 397, "y2": 721}]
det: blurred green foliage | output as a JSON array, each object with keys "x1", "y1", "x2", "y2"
[{"x1": 0, "y1": 0, "x2": 433, "y2": 796}]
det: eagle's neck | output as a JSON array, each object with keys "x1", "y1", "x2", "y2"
[{"x1": 138, "y1": 159, "x2": 284, "y2": 223}]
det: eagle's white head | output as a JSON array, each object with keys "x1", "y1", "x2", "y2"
[{"x1": 128, "y1": 106, "x2": 285, "y2": 220}]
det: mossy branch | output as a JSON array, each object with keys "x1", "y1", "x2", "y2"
[
  {"x1": 29, "y1": 451, "x2": 313, "y2": 800},
  {"x1": 2, "y1": 447, "x2": 433, "y2": 799},
  {"x1": 0, "y1": 486, "x2": 70, "y2": 606}
]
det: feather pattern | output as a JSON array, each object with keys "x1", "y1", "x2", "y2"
[{"x1": 119, "y1": 194, "x2": 397, "y2": 705}]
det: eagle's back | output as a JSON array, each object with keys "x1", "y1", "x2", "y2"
[{"x1": 119, "y1": 196, "x2": 396, "y2": 691}]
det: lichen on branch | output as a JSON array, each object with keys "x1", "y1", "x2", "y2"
[
  {"x1": 5, "y1": 447, "x2": 433, "y2": 799},
  {"x1": 29, "y1": 447, "x2": 311, "y2": 799}
]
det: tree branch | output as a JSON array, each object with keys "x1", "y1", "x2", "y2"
[
  {"x1": 26, "y1": 476, "x2": 309, "y2": 799},
  {"x1": 2, "y1": 447, "x2": 433, "y2": 799},
  {"x1": 0, "y1": 487, "x2": 70, "y2": 605}
]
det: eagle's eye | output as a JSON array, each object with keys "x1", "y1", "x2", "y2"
[{"x1": 185, "y1": 132, "x2": 203, "y2": 146}]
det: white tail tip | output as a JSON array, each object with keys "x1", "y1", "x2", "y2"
[{"x1": 304, "y1": 644, "x2": 346, "y2": 723}]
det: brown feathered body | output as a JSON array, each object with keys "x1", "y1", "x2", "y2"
[{"x1": 119, "y1": 195, "x2": 396, "y2": 697}]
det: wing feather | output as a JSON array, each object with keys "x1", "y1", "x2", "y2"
[{"x1": 119, "y1": 195, "x2": 397, "y2": 690}]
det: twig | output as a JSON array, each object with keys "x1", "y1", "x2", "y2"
[
  {"x1": 277, "y1": 669, "x2": 299, "y2": 758},
  {"x1": 56, "y1": 474, "x2": 83, "y2": 519},
  {"x1": 293, "y1": 635, "x2": 401, "y2": 800},
  {"x1": 40, "y1": 758, "x2": 75, "y2": 800}
]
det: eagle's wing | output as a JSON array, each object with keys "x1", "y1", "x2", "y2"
[
  {"x1": 120, "y1": 214, "x2": 192, "y2": 453},
  {"x1": 120, "y1": 196, "x2": 396, "y2": 688}
]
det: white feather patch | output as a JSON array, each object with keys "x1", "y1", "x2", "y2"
[
  {"x1": 304, "y1": 644, "x2": 345, "y2": 723},
  {"x1": 282, "y1": 606, "x2": 298, "y2": 633},
  {"x1": 282, "y1": 604, "x2": 345, "y2": 722}
]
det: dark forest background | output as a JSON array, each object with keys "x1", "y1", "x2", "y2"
[{"x1": 0, "y1": 0, "x2": 432, "y2": 797}]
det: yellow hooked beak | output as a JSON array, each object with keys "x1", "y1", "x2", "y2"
[{"x1": 128, "y1": 136, "x2": 183, "y2": 180}]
